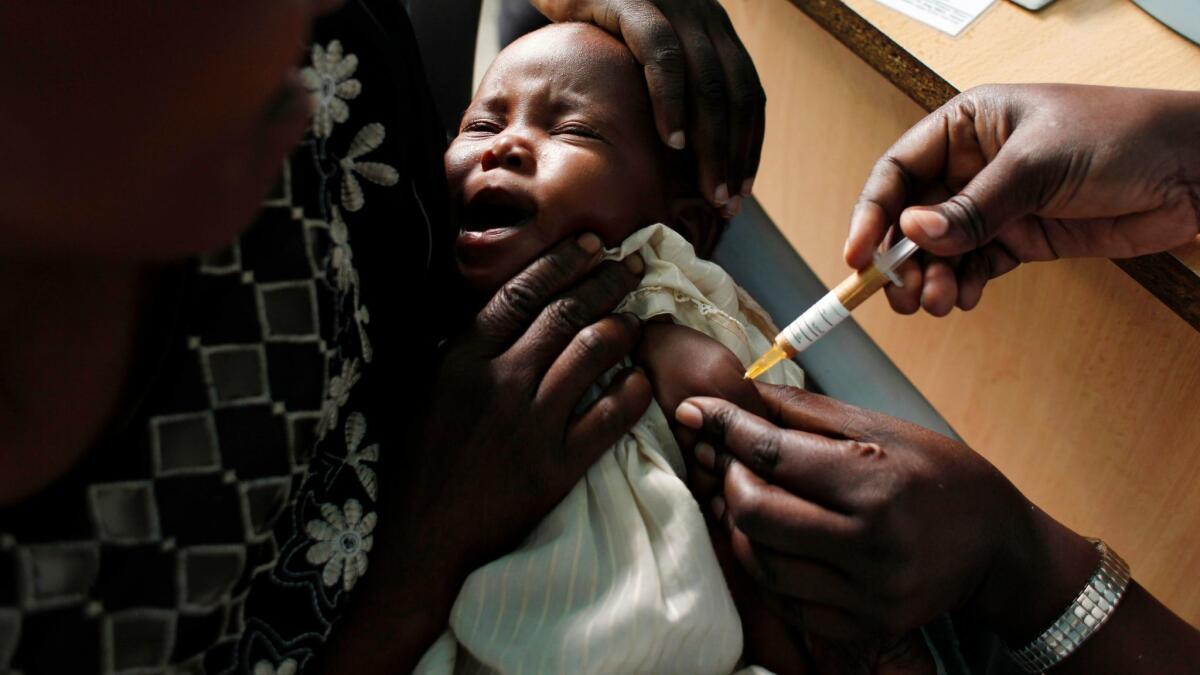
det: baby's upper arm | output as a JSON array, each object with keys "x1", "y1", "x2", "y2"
[{"x1": 634, "y1": 321, "x2": 768, "y2": 425}]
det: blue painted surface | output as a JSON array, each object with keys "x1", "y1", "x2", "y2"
[
  {"x1": 1132, "y1": 0, "x2": 1200, "y2": 45},
  {"x1": 714, "y1": 198, "x2": 960, "y2": 440}
]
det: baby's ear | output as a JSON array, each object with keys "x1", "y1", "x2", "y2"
[{"x1": 669, "y1": 197, "x2": 724, "y2": 257}]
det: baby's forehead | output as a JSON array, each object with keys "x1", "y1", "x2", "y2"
[
  {"x1": 503, "y1": 23, "x2": 636, "y2": 69},
  {"x1": 476, "y1": 24, "x2": 643, "y2": 104}
]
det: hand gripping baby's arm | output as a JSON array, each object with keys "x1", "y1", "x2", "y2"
[
  {"x1": 634, "y1": 321, "x2": 816, "y2": 673},
  {"x1": 635, "y1": 322, "x2": 939, "y2": 675}
]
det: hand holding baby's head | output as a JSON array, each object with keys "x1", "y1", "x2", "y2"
[{"x1": 446, "y1": 23, "x2": 722, "y2": 294}]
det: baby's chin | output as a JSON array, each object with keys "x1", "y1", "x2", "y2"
[
  {"x1": 456, "y1": 261, "x2": 518, "y2": 301},
  {"x1": 454, "y1": 226, "x2": 543, "y2": 301}
]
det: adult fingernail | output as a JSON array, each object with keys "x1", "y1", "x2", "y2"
[
  {"x1": 624, "y1": 253, "x2": 644, "y2": 274},
  {"x1": 845, "y1": 206, "x2": 871, "y2": 264},
  {"x1": 848, "y1": 203, "x2": 867, "y2": 233},
  {"x1": 906, "y1": 207, "x2": 949, "y2": 240},
  {"x1": 577, "y1": 232, "x2": 602, "y2": 254},
  {"x1": 723, "y1": 196, "x2": 742, "y2": 219},
  {"x1": 695, "y1": 442, "x2": 716, "y2": 469},
  {"x1": 675, "y1": 401, "x2": 702, "y2": 429},
  {"x1": 741, "y1": 177, "x2": 754, "y2": 197},
  {"x1": 714, "y1": 184, "x2": 730, "y2": 206},
  {"x1": 668, "y1": 131, "x2": 686, "y2": 150},
  {"x1": 711, "y1": 495, "x2": 726, "y2": 520}
]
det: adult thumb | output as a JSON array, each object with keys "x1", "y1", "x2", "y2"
[{"x1": 898, "y1": 146, "x2": 1042, "y2": 257}]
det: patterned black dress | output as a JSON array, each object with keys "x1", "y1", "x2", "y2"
[{"x1": 0, "y1": 2, "x2": 460, "y2": 673}]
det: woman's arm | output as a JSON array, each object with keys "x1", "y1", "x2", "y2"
[{"x1": 971, "y1": 497, "x2": 1200, "y2": 674}]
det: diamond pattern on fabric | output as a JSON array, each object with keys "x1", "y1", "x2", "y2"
[
  {"x1": 103, "y1": 609, "x2": 177, "y2": 672},
  {"x1": 178, "y1": 546, "x2": 247, "y2": 612},
  {"x1": 256, "y1": 282, "x2": 320, "y2": 341},
  {"x1": 89, "y1": 483, "x2": 162, "y2": 545},
  {"x1": 202, "y1": 345, "x2": 272, "y2": 407},
  {"x1": 152, "y1": 413, "x2": 222, "y2": 477},
  {"x1": 14, "y1": 543, "x2": 100, "y2": 610},
  {"x1": 0, "y1": 3, "x2": 449, "y2": 671}
]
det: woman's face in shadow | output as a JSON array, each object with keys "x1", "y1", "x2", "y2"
[{"x1": 0, "y1": 1, "x2": 333, "y2": 260}]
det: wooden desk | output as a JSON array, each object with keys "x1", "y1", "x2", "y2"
[{"x1": 721, "y1": 0, "x2": 1200, "y2": 627}]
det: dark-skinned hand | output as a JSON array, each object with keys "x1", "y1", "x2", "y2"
[
  {"x1": 323, "y1": 234, "x2": 653, "y2": 673},
  {"x1": 639, "y1": 325, "x2": 936, "y2": 673},
  {"x1": 675, "y1": 383, "x2": 1098, "y2": 645},
  {"x1": 845, "y1": 84, "x2": 1200, "y2": 315},
  {"x1": 530, "y1": 0, "x2": 766, "y2": 217}
]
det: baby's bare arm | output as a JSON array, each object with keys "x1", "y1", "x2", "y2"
[
  {"x1": 635, "y1": 322, "x2": 815, "y2": 673},
  {"x1": 635, "y1": 321, "x2": 767, "y2": 428}
]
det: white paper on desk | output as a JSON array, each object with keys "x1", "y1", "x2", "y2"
[{"x1": 872, "y1": 0, "x2": 994, "y2": 36}]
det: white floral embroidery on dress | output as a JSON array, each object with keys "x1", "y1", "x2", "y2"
[
  {"x1": 339, "y1": 123, "x2": 399, "y2": 212},
  {"x1": 325, "y1": 207, "x2": 374, "y2": 363},
  {"x1": 253, "y1": 658, "x2": 298, "y2": 675},
  {"x1": 351, "y1": 304, "x2": 372, "y2": 364},
  {"x1": 317, "y1": 358, "x2": 361, "y2": 438},
  {"x1": 225, "y1": 30, "x2": 400, "y2": 673},
  {"x1": 301, "y1": 40, "x2": 362, "y2": 138},
  {"x1": 305, "y1": 499, "x2": 376, "y2": 591},
  {"x1": 342, "y1": 413, "x2": 379, "y2": 500},
  {"x1": 328, "y1": 207, "x2": 357, "y2": 293}
]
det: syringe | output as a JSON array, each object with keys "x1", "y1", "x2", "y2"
[{"x1": 744, "y1": 238, "x2": 920, "y2": 380}]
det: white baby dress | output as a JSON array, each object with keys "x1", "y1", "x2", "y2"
[{"x1": 416, "y1": 225, "x2": 805, "y2": 675}]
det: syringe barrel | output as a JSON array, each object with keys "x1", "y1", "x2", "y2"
[
  {"x1": 775, "y1": 242, "x2": 912, "y2": 356},
  {"x1": 778, "y1": 290, "x2": 850, "y2": 354}
]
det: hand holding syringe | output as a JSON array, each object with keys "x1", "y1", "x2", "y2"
[{"x1": 745, "y1": 238, "x2": 920, "y2": 379}]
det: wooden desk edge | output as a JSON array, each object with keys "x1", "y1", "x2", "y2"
[{"x1": 787, "y1": 0, "x2": 1200, "y2": 332}]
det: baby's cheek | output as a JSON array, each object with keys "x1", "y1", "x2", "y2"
[
  {"x1": 544, "y1": 160, "x2": 663, "y2": 245},
  {"x1": 443, "y1": 142, "x2": 477, "y2": 194}
]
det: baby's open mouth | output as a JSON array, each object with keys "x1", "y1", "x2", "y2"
[{"x1": 462, "y1": 188, "x2": 537, "y2": 232}]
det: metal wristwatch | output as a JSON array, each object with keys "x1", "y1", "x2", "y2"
[{"x1": 1006, "y1": 539, "x2": 1131, "y2": 673}]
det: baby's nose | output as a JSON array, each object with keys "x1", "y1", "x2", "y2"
[{"x1": 482, "y1": 134, "x2": 535, "y2": 173}]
